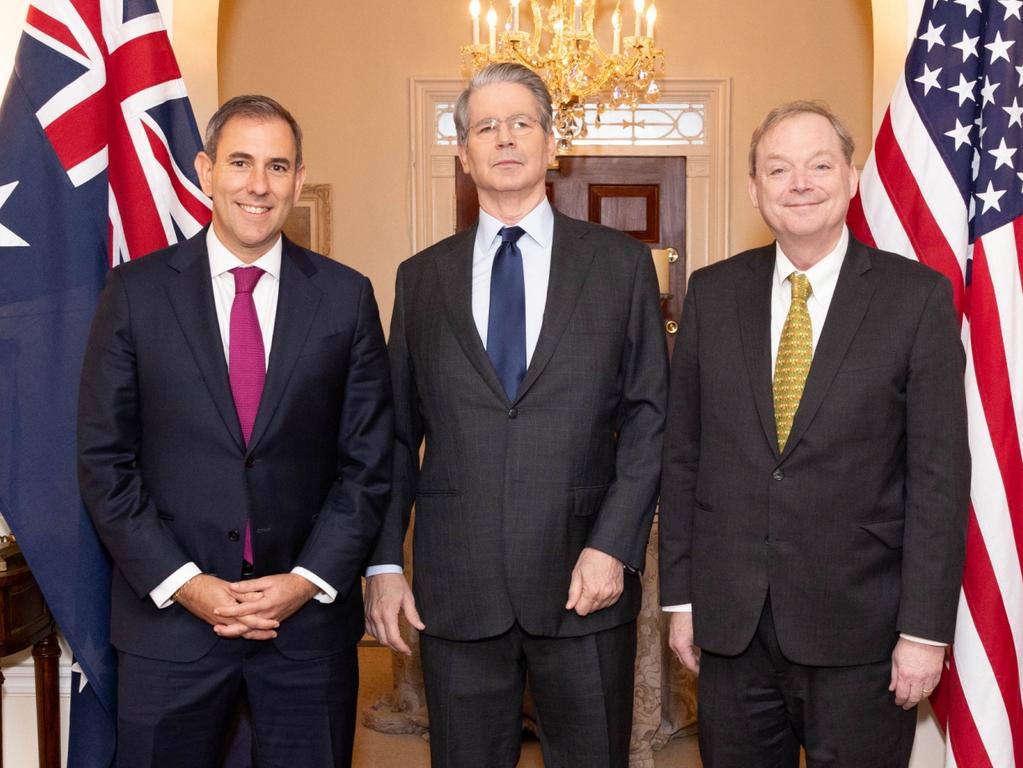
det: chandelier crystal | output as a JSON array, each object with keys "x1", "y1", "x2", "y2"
[{"x1": 462, "y1": 0, "x2": 665, "y2": 151}]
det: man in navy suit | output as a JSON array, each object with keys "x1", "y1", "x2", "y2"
[{"x1": 78, "y1": 95, "x2": 392, "y2": 768}]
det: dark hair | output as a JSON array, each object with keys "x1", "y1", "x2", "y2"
[
  {"x1": 454, "y1": 63, "x2": 554, "y2": 145},
  {"x1": 748, "y1": 100, "x2": 855, "y2": 176},
  {"x1": 204, "y1": 94, "x2": 304, "y2": 166}
]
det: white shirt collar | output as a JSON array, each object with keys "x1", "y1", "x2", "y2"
[
  {"x1": 773, "y1": 226, "x2": 848, "y2": 307},
  {"x1": 477, "y1": 197, "x2": 554, "y2": 252},
  {"x1": 206, "y1": 227, "x2": 283, "y2": 280}
]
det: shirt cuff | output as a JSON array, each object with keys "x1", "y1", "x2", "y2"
[
  {"x1": 662, "y1": 603, "x2": 693, "y2": 612},
  {"x1": 150, "y1": 562, "x2": 202, "y2": 609},
  {"x1": 899, "y1": 633, "x2": 947, "y2": 647},
  {"x1": 291, "y1": 567, "x2": 337, "y2": 604},
  {"x1": 365, "y1": 564, "x2": 404, "y2": 577}
]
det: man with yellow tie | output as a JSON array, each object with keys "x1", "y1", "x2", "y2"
[{"x1": 658, "y1": 101, "x2": 970, "y2": 768}]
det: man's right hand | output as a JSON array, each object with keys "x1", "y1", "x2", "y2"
[
  {"x1": 173, "y1": 574, "x2": 279, "y2": 641},
  {"x1": 668, "y1": 610, "x2": 701, "y2": 675},
  {"x1": 365, "y1": 572, "x2": 425, "y2": 655}
]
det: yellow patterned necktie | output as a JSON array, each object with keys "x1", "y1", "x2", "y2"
[{"x1": 773, "y1": 273, "x2": 813, "y2": 452}]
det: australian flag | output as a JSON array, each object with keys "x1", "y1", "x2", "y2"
[{"x1": 0, "y1": 1, "x2": 210, "y2": 763}]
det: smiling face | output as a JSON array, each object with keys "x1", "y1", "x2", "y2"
[
  {"x1": 748, "y1": 112, "x2": 858, "y2": 265},
  {"x1": 194, "y1": 115, "x2": 306, "y2": 263},
  {"x1": 457, "y1": 81, "x2": 555, "y2": 214}
]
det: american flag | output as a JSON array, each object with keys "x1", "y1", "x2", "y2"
[
  {"x1": 0, "y1": 0, "x2": 209, "y2": 763},
  {"x1": 848, "y1": 1, "x2": 1023, "y2": 765}
]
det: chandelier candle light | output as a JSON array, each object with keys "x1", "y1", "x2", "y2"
[{"x1": 463, "y1": 0, "x2": 665, "y2": 150}]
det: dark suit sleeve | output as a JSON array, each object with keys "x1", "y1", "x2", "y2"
[
  {"x1": 77, "y1": 267, "x2": 192, "y2": 598},
  {"x1": 584, "y1": 242, "x2": 669, "y2": 570},
  {"x1": 366, "y1": 263, "x2": 420, "y2": 568},
  {"x1": 898, "y1": 275, "x2": 969, "y2": 642},
  {"x1": 294, "y1": 275, "x2": 393, "y2": 595},
  {"x1": 657, "y1": 271, "x2": 701, "y2": 606}
]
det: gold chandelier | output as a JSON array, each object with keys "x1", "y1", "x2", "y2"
[{"x1": 462, "y1": 0, "x2": 665, "y2": 150}]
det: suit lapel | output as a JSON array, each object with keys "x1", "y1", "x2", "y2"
[
  {"x1": 435, "y1": 227, "x2": 510, "y2": 404},
  {"x1": 736, "y1": 246, "x2": 780, "y2": 458},
  {"x1": 783, "y1": 239, "x2": 877, "y2": 456},
  {"x1": 164, "y1": 231, "x2": 245, "y2": 451},
  {"x1": 515, "y1": 211, "x2": 594, "y2": 402},
  {"x1": 247, "y1": 237, "x2": 322, "y2": 451}
]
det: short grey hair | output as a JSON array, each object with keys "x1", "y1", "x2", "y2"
[
  {"x1": 454, "y1": 63, "x2": 554, "y2": 145},
  {"x1": 204, "y1": 94, "x2": 304, "y2": 167},
  {"x1": 748, "y1": 100, "x2": 855, "y2": 176}
]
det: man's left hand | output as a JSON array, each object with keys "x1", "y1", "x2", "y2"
[
  {"x1": 214, "y1": 574, "x2": 319, "y2": 637},
  {"x1": 565, "y1": 547, "x2": 625, "y2": 617},
  {"x1": 889, "y1": 636, "x2": 946, "y2": 710}
]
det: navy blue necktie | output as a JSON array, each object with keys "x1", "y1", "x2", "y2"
[{"x1": 487, "y1": 226, "x2": 527, "y2": 400}]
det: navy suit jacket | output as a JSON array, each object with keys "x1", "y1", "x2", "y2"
[{"x1": 78, "y1": 230, "x2": 392, "y2": 662}]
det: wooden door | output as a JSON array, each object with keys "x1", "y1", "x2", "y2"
[{"x1": 456, "y1": 156, "x2": 685, "y2": 351}]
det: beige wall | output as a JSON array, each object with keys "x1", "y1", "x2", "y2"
[{"x1": 218, "y1": 0, "x2": 873, "y2": 325}]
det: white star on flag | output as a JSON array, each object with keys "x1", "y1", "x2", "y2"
[
  {"x1": 985, "y1": 30, "x2": 1015, "y2": 63},
  {"x1": 952, "y1": 30, "x2": 980, "y2": 60},
  {"x1": 976, "y1": 180, "x2": 1006, "y2": 212},
  {"x1": 0, "y1": 182, "x2": 28, "y2": 248},
  {"x1": 981, "y1": 76, "x2": 1001, "y2": 107},
  {"x1": 949, "y1": 73, "x2": 977, "y2": 105},
  {"x1": 916, "y1": 64, "x2": 943, "y2": 95},
  {"x1": 988, "y1": 137, "x2": 1018, "y2": 169},
  {"x1": 954, "y1": 0, "x2": 983, "y2": 15},
  {"x1": 945, "y1": 118, "x2": 974, "y2": 149},
  {"x1": 919, "y1": 21, "x2": 947, "y2": 51},
  {"x1": 999, "y1": 0, "x2": 1023, "y2": 19},
  {"x1": 1004, "y1": 97, "x2": 1023, "y2": 127}
]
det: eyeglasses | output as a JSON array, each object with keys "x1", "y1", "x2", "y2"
[{"x1": 469, "y1": 114, "x2": 540, "y2": 141}]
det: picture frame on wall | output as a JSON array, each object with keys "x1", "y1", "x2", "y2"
[{"x1": 284, "y1": 183, "x2": 332, "y2": 256}]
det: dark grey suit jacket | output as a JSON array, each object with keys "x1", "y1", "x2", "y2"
[
  {"x1": 369, "y1": 209, "x2": 668, "y2": 641},
  {"x1": 659, "y1": 236, "x2": 970, "y2": 666},
  {"x1": 78, "y1": 231, "x2": 393, "y2": 662}
]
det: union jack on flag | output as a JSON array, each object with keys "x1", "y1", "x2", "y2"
[
  {"x1": 849, "y1": 0, "x2": 1023, "y2": 765},
  {"x1": 0, "y1": 0, "x2": 210, "y2": 763}
]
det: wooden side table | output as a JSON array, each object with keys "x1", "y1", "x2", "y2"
[{"x1": 0, "y1": 549, "x2": 61, "y2": 768}]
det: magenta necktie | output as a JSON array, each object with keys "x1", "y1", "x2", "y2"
[{"x1": 229, "y1": 266, "x2": 266, "y2": 565}]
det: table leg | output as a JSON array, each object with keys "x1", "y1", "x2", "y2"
[{"x1": 32, "y1": 633, "x2": 60, "y2": 768}]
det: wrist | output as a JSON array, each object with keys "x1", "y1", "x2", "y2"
[{"x1": 172, "y1": 574, "x2": 199, "y2": 603}]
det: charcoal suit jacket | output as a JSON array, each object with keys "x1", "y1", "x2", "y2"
[
  {"x1": 659, "y1": 236, "x2": 970, "y2": 665},
  {"x1": 369, "y1": 209, "x2": 668, "y2": 640}
]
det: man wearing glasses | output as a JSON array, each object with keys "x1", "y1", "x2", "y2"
[{"x1": 365, "y1": 62, "x2": 667, "y2": 768}]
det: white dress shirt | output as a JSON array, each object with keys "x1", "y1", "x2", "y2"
[
  {"x1": 149, "y1": 228, "x2": 336, "y2": 608},
  {"x1": 365, "y1": 199, "x2": 556, "y2": 579}
]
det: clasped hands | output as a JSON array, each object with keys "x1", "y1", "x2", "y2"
[
  {"x1": 365, "y1": 547, "x2": 625, "y2": 655},
  {"x1": 174, "y1": 572, "x2": 318, "y2": 640}
]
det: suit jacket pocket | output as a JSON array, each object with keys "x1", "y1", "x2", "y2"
[
  {"x1": 859, "y1": 519, "x2": 904, "y2": 548},
  {"x1": 572, "y1": 484, "x2": 610, "y2": 517}
]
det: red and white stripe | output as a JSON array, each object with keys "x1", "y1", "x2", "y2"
[{"x1": 850, "y1": 48, "x2": 1023, "y2": 768}]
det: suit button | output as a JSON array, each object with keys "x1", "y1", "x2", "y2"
[
  {"x1": 772, "y1": 469, "x2": 784, "y2": 481},
  {"x1": 508, "y1": 408, "x2": 518, "y2": 419},
  {"x1": 245, "y1": 456, "x2": 255, "y2": 468},
  {"x1": 228, "y1": 530, "x2": 240, "y2": 542}
]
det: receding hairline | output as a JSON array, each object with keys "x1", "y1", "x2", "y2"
[{"x1": 748, "y1": 101, "x2": 855, "y2": 176}]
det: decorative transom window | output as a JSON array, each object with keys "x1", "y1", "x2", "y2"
[{"x1": 434, "y1": 101, "x2": 706, "y2": 147}]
